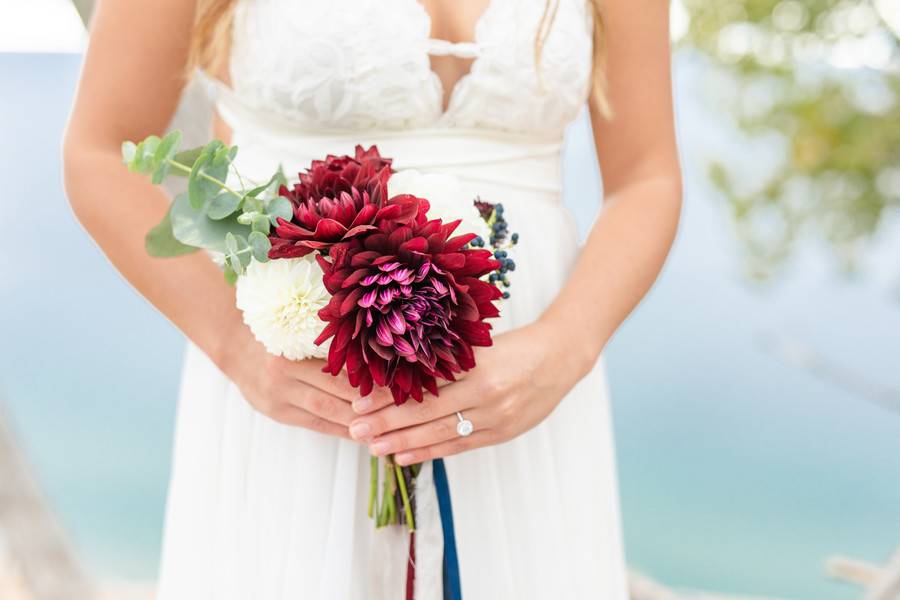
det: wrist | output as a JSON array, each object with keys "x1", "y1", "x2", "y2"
[
  {"x1": 534, "y1": 312, "x2": 601, "y2": 382},
  {"x1": 211, "y1": 316, "x2": 257, "y2": 386}
]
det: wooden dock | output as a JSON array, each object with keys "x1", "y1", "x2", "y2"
[
  {"x1": 829, "y1": 549, "x2": 900, "y2": 600},
  {"x1": 0, "y1": 401, "x2": 95, "y2": 600}
]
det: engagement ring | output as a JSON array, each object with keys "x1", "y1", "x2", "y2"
[{"x1": 456, "y1": 411, "x2": 474, "y2": 437}]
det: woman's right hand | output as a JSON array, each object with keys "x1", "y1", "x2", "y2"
[{"x1": 221, "y1": 333, "x2": 390, "y2": 439}]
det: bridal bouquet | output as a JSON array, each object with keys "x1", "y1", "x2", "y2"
[{"x1": 123, "y1": 131, "x2": 518, "y2": 530}]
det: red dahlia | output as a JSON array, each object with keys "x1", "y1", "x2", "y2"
[
  {"x1": 314, "y1": 216, "x2": 502, "y2": 405},
  {"x1": 269, "y1": 145, "x2": 397, "y2": 258}
]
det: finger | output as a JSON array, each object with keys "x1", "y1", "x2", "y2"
[
  {"x1": 349, "y1": 386, "x2": 395, "y2": 415},
  {"x1": 349, "y1": 382, "x2": 476, "y2": 440},
  {"x1": 367, "y1": 409, "x2": 491, "y2": 457},
  {"x1": 353, "y1": 372, "x2": 474, "y2": 415},
  {"x1": 393, "y1": 430, "x2": 492, "y2": 466},
  {"x1": 288, "y1": 383, "x2": 359, "y2": 427},
  {"x1": 349, "y1": 372, "x2": 469, "y2": 416},
  {"x1": 271, "y1": 404, "x2": 351, "y2": 439},
  {"x1": 278, "y1": 357, "x2": 357, "y2": 402},
  {"x1": 437, "y1": 370, "x2": 468, "y2": 387}
]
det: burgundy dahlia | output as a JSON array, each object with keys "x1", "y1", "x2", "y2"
[
  {"x1": 269, "y1": 145, "x2": 395, "y2": 258},
  {"x1": 314, "y1": 216, "x2": 502, "y2": 405}
]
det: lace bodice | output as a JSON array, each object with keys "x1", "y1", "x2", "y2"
[{"x1": 228, "y1": 0, "x2": 594, "y2": 137}]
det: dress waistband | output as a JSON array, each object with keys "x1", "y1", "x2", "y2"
[{"x1": 197, "y1": 71, "x2": 565, "y2": 199}]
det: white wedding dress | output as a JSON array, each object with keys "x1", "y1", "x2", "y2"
[{"x1": 157, "y1": 0, "x2": 629, "y2": 598}]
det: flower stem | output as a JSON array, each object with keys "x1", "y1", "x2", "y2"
[
  {"x1": 368, "y1": 455, "x2": 378, "y2": 519},
  {"x1": 377, "y1": 457, "x2": 394, "y2": 527},
  {"x1": 394, "y1": 462, "x2": 415, "y2": 531},
  {"x1": 386, "y1": 457, "x2": 398, "y2": 525},
  {"x1": 166, "y1": 159, "x2": 243, "y2": 198}
]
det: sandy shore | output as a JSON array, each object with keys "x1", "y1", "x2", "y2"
[{"x1": 0, "y1": 563, "x2": 155, "y2": 600}]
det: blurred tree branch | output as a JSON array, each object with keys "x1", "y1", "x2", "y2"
[
  {"x1": 680, "y1": 0, "x2": 900, "y2": 280},
  {"x1": 70, "y1": 0, "x2": 94, "y2": 27}
]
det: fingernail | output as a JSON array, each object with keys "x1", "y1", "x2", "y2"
[
  {"x1": 395, "y1": 452, "x2": 413, "y2": 466},
  {"x1": 349, "y1": 422, "x2": 371, "y2": 440},
  {"x1": 352, "y1": 397, "x2": 372, "y2": 413},
  {"x1": 369, "y1": 440, "x2": 391, "y2": 455}
]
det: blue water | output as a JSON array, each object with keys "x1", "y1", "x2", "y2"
[{"x1": 2, "y1": 53, "x2": 899, "y2": 599}]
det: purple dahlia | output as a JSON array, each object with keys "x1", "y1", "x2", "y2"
[{"x1": 314, "y1": 215, "x2": 502, "y2": 405}]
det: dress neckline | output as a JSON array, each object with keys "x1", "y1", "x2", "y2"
[{"x1": 409, "y1": 0, "x2": 497, "y2": 121}]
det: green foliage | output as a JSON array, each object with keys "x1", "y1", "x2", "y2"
[
  {"x1": 169, "y1": 192, "x2": 251, "y2": 255},
  {"x1": 145, "y1": 207, "x2": 199, "y2": 258},
  {"x1": 122, "y1": 130, "x2": 291, "y2": 283},
  {"x1": 207, "y1": 192, "x2": 242, "y2": 220},
  {"x1": 249, "y1": 231, "x2": 272, "y2": 262},
  {"x1": 188, "y1": 141, "x2": 230, "y2": 210},
  {"x1": 267, "y1": 196, "x2": 293, "y2": 224},
  {"x1": 680, "y1": 0, "x2": 900, "y2": 280}
]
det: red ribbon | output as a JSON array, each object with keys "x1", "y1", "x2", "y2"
[{"x1": 406, "y1": 531, "x2": 416, "y2": 600}]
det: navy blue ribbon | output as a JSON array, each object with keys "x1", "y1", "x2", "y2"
[{"x1": 432, "y1": 458, "x2": 461, "y2": 600}]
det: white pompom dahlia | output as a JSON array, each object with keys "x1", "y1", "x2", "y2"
[
  {"x1": 235, "y1": 256, "x2": 332, "y2": 361},
  {"x1": 387, "y1": 170, "x2": 491, "y2": 242}
]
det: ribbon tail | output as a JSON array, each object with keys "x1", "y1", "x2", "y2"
[
  {"x1": 406, "y1": 531, "x2": 416, "y2": 600},
  {"x1": 432, "y1": 458, "x2": 461, "y2": 600}
]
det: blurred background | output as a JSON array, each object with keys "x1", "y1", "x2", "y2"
[{"x1": 1, "y1": 0, "x2": 899, "y2": 599}]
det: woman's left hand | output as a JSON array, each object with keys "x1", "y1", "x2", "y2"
[{"x1": 347, "y1": 318, "x2": 595, "y2": 466}]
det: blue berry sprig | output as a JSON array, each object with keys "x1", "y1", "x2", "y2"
[{"x1": 470, "y1": 198, "x2": 519, "y2": 299}]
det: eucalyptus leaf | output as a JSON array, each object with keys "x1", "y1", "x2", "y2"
[
  {"x1": 228, "y1": 253, "x2": 243, "y2": 276},
  {"x1": 138, "y1": 136, "x2": 161, "y2": 173},
  {"x1": 225, "y1": 231, "x2": 238, "y2": 255},
  {"x1": 151, "y1": 162, "x2": 171, "y2": 185},
  {"x1": 248, "y1": 231, "x2": 271, "y2": 262},
  {"x1": 223, "y1": 261, "x2": 238, "y2": 286},
  {"x1": 243, "y1": 196, "x2": 263, "y2": 214},
  {"x1": 188, "y1": 151, "x2": 213, "y2": 210},
  {"x1": 233, "y1": 234, "x2": 252, "y2": 268},
  {"x1": 243, "y1": 172, "x2": 279, "y2": 199},
  {"x1": 187, "y1": 142, "x2": 232, "y2": 210},
  {"x1": 145, "y1": 208, "x2": 199, "y2": 257},
  {"x1": 275, "y1": 164, "x2": 288, "y2": 188},
  {"x1": 267, "y1": 196, "x2": 293, "y2": 223},
  {"x1": 204, "y1": 139, "x2": 225, "y2": 155},
  {"x1": 207, "y1": 191, "x2": 241, "y2": 220},
  {"x1": 169, "y1": 193, "x2": 251, "y2": 254},
  {"x1": 251, "y1": 213, "x2": 271, "y2": 235},
  {"x1": 151, "y1": 131, "x2": 183, "y2": 184},
  {"x1": 172, "y1": 146, "x2": 204, "y2": 171},
  {"x1": 155, "y1": 130, "x2": 182, "y2": 164}
]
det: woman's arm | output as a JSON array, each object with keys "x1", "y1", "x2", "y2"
[
  {"x1": 63, "y1": 0, "x2": 378, "y2": 436},
  {"x1": 347, "y1": 0, "x2": 682, "y2": 463},
  {"x1": 541, "y1": 0, "x2": 683, "y2": 372}
]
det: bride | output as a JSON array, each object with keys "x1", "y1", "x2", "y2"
[{"x1": 63, "y1": 0, "x2": 681, "y2": 598}]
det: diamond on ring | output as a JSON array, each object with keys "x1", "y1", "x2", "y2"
[{"x1": 456, "y1": 411, "x2": 474, "y2": 437}]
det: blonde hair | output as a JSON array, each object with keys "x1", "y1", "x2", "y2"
[{"x1": 188, "y1": 0, "x2": 609, "y2": 114}]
